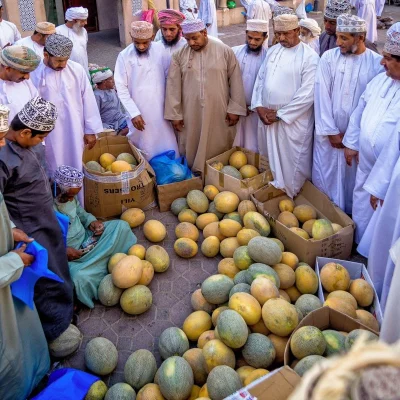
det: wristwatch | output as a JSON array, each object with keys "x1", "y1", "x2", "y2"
[{"x1": 276, "y1": 112, "x2": 281, "y2": 121}]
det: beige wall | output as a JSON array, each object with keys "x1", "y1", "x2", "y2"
[{"x1": 97, "y1": 0, "x2": 119, "y2": 30}]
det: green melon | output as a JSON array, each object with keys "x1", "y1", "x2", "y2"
[
  {"x1": 187, "y1": 190, "x2": 209, "y2": 213},
  {"x1": 294, "y1": 355, "x2": 325, "y2": 377},
  {"x1": 158, "y1": 356, "x2": 194, "y2": 400},
  {"x1": 243, "y1": 212, "x2": 271, "y2": 237},
  {"x1": 233, "y1": 246, "x2": 253, "y2": 270},
  {"x1": 248, "y1": 237, "x2": 282, "y2": 266},
  {"x1": 120, "y1": 285, "x2": 152, "y2": 315},
  {"x1": 171, "y1": 198, "x2": 188, "y2": 216},
  {"x1": 85, "y1": 380, "x2": 108, "y2": 400},
  {"x1": 229, "y1": 283, "x2": 251, "y2": 298},
  {"x1": 206, "y1": 366, "x2": 242, "y2": 400},
  {"x1": 295, "y1": 294, "x2": 323, "y2": 317},
  {"x1": 105, "y1": 383, "x2": 136, "y2": 400},
  {"x1": 233, "y1": 270, "x2": 248, "y2": 285},
  {"x1": 124, "y1": 349, "x2": 157, "y2": 390},
  {"x1": 221, "y1": 165, "x2": 243, "y2": 179},
  {"x1": 322, "y1": 330, "x2": 346, "y2": 356},
  {"x1": 345, "y1": 329, "x2": 379, "y2": 351},
  {"x1": 295, "y1": 306, "x2": 304, "y2": 322},
  {"x1": 98, "y1": 274, "x2": 123, "y2": 307},
  {"x1": 201, "y1": 274, "x2": 234, "y2": 305},
  {"x1": 159, "y1": 327, "x2": 190, "y2": 360},
  {"x1": 246, "y1": 263, "x2": 280, "y2": 287},
  {"x1": 223, "y1": 212, "x2": 243, "y2": 225},
  {"x1": 117, "y1": 153, "x2": 137, "y2": 165},
  {"x1": 312, "y1": 219, "x2": 334, "y2": 240},
  {"x1": 207, "y1": 201, "x2": 225, "y2": 220},
  {"x1": 86, "y1": 160, "x2": 104, "y2": 173},
  {"x1": 242, "y1": 333, "x2": 276, "y2": 369},
  {"x1": 290, "y1": 326, "x2": 326, "y2": 360},
  {"x1": 216, "y1": 309, "x2": 248, "y2": 349},
  {"x1": 48, "y1": 324, "x2": 82, "y2": 358},
  {"x1": 85, "y1": 337, "x2": 118, "y2": 376}
]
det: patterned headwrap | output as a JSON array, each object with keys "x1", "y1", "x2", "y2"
[
  {"x1": 273, "y1": 6, "x2": 296, "y2": 16},
  {"x1": 299, "y1": 18, "x2": 321, "y2": 36},
  {"x1": 0, "y1": 45, "x2": 40, "y2": 73},
  {"x1": 324, "y1": 0, "x2": 352, "y2": 20},
  {"x1": 158, "y1": 9, "x2": 185, "y2": 25},
  {"x1": 337, "y1": 14, "x2": 366, "y2": 33},
  {"x1": 247, "y1": 19, "x2": 269, "y2": 33},
  {"x1": 388, "y1": 22, "x2": 400, "y2": 35},
  {"x1": 54, "y1": 165, "x2": 84, "y2": 189},
  {"x1": 45, "y1": 34, "x2": 73, "y2": 58},
  {"x1": 181, "y1": 19, "x2": 206, "y2": 34},
  {"x1": 274, "y1": 14, "x2": 299, "y2": 32},
  {"x1": 0, "y1": 105, "x2": 9, "y2": 133},
  {"x1": 384, "y1": 31, "x2": 400, "y2": 56},
  {"x1": 18, "y1": 96, "x2": 58, "y2": 132},
  {"x1": 36, "y1": 22, "x2": 56, "y2": 35},
  {"x1": 65, "y1": 7, "x2": 89, "y2": 21},
  {"x1": 89, "y1": 65, "x2": 113, "y2": 84},
  {"x1": 130, "y1": 21, "x2": 154, "y2": 39}
]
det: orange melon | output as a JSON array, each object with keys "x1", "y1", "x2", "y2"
[
  {"x1": 238, "y1": 200, "x2": 257, "y2": 219},
  {"x1": 183, "y1": 311, "x2": 213, "y2": 341},
  {"x1": 196, "y1": 213, "x2": 219, "y2": 230},
  {"x1": 128, "y1": 244, "x2": 146, "y2": 259},
  {"x1": 320, "y1": 263, "x2": 351, "y2": 292},
  {"x1": 143, "y1": 220, "x2": 167, "y2": 243},
  {"x1": 250, "y1": 277, "x2": 279, "y2": 306},
  {"x1": 191, "y1": 289, "x2": 216, "y2": 314},
  {"x1": 229, "y1": 292, "x2": 262, "y2": 325},
  {"x1": 218, "y1": 258, "x2": 240, "y2": 279},
  {"x1": 175, "y1": 222, "x2": 199, "y2": 241},
  {"x1": 203, "y1": 221, "x2": 226, "y2": 241},
  {"x1": 349, "y1": 279, "x2": 374, "y2": 307},
  {"x1": 202, "y1": 340, "x2": 236, "y2": 372},
  {"x1": 197, "y1": 330, "x2": 216, "y2": 349},
  {"x1": 137, "y1": 260, "x2": 154, "y2": 286},
  {"x1": 112, "y1": 255, "x2": 143, "y2": 289}
]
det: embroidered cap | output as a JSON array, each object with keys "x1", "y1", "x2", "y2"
[
  {"x1": 45, "y1": 34, "x2": 73, "y2": 58},
  {"x1": 54, "y1": 165, "x2": 84, "y2": 189},
  {"x1": 18, "y1": 96, "x2": 58, "y2": 132},
  {"x1": 0, "y1": 45, "x2": 40, "y2": 73},
  {"x1": 247, "y1": 19, "x2": 269, "y2": 33},
  {"x1": 131, "y1": 21, "x2": 154, "y2": 39},
  {"x1": 324, "y1": 0, "x2": 352, "y2": 20},
  {"x1": 273, "y1": 6, "x2": 296, "y2": 16},
  {"x1": 181, "y1": 19, "x2": 206, "y2": 34},
  {"x1": 337, "y1": 14, "x2": 367, "y2": 33},
  {"x1": 384, "y1": 31, "x2": 400, "y2": 56}
]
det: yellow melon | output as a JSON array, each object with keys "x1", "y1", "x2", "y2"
[
  {"x1": 137, "y1": 260, "x2": 154, "y2": 286},
  {"x1": 243, "y1": 212, "x2": 271, "y2": 237},
  {"x1": 145, "y1": 245, "x2": 170, "y2": 273},
  {"x1": 281, "y1": 252, "x2": 299, "y2": 270},
  {"x1": 187, "y1": 385, "x2": 201, "y2": 400},
  {"x1": 279, "y1": 290, "x2": 291, "y2": 303},
  {"x1": 143, "y1": 220, "x2": 167, "y2": 243},
  {"x1": 202, "y1": 339, "x2": 236, "y2": 372},
  {"x1": 201, "y1": 236, "x2": 220, "y2": 258},
  {"x1": 108, "y1": 253, "x2": 127, "y2": 273},
  {"x1": 175, "y1": 222, "x2": 199, "y2": 241},
  {"x1": 285, "y1": 286, "x2": 302, "y2": 303},
  {"x1": 198, "y1": 384, "x2": 209, "y2": 398},
  {"x1": 332, "y1": 223, "x2": 343, "y2": 233},
  {"x1": 295, "y1": 265, "x2": 319, "y2": 294},
  {"x1": 240, "y1": 165, "x2": 259, "y2": 179},
  {"x1": 250, "y1": 276, "x2": 279, "y2": 305},
  {"x1": 121, "y1": 208, "x2": 145, "y2": 228},
  {"x1": 137, "y1": 383, "x2": 164, "y2": 400},
  {"x1": 196, "y1": 213, "x2": 219, "y2": 230},
  {"x1": 356, "y1": 310, "x2": 379, "y2": 332},
  {"x1": 278, "y1": 212, "x2": 299, "y2": 228},
  {"x1": 191, "y1": 289, "x2": 216, "y2": 314},
  {"x1": 272, "y1": 264, "x2": 296, "y2": 289},
  {"x1": 312, "y1": 219, "x2": 334, "y2": 240},
  {"x1": 289, "y1": 227, "x2": 310, "y2": 240},
  {"x1": 128, "y1": 244, "x2": 146, "y2": 259},
  {"x1": 112, "y1": 255, "x2": 143, "y2": 289},
  {"x1": 214, "y1": 191, "x2": 240, "y2": 214},
  {"x1": 268, "y1": 334, "x2": 288, "y2": 364},
  {"x1": 244, "y1": 369, "x2": 269, "y2": 386},
  {"x1": 178, "y1": 209, "x2": 198, "y2": 224},
  {"x1": 218, "y1": 258, "x2": 240, "y2": 279},
  {"x1": 204, "y1": 185, "x2": 219, "y2": 201},
  {"x1": 236, "y1": 366, "x2": 256, "y2": 385},
  {"x1": 203, "y1": 221, "x2": 226, "y2": 241},
  {"x1": 327, "y1": 290, "x2": 357, "y2": 309},
  {"x1": 323, "y1": 298, "x2": 357, "y2": 318},
  {"x1": 212, "y1": 306, "x2": 230, "y2": 326},
  {"x1": 174, "y1": 238, "x2": 198, "y2": 258},
  {"x1": 293, "y1": 205, "x2": 317, "y2": 223},
  {"x1": 197, "y1": 330, "x2": 216, "y2": 349},
  {"x1": 238, "y1": 200, "x2": 257, "y2": 219},
  {"x1": 111, "y1": 160, "x2": 132, "y2": 173},
  {"x1": 183, "y1": 311, "x2": 213, "y2": 341},
  {"x1": 220, "y1": 237, "x2": 240, "y2": 258},
  {"x1": 229, "y1": 151, "x2": 248, "y2": 169},
  {"x1": 349, "y1": 279, "x2": 374, "y2": 307},
  {"x1": 210, "y1": 161, "x2": 224, "y2": 171},
  {"x1": 229, "y1": 292, "x2": 262, "y2": 325},
  {"x1": 262, "y1": 298, "x2": 298, "y2": 336},
  {"x1": 279, "y1": 199, "x2": 295, "y2": 213},
  {"x1": 219, "y1": 219, "x2": 242, "y2": 237},
  {"x1": 237, "y1": 229, "x2": 260, "y2": 246},
  {"x1": 302, "y1": 219, "x2": 316, "y2": 237},
  {"x1": 320, "y1": 262, "x2": 351, "y2": 292},
  {"x1": 99, "y1": 153, "x2": 116, "y2": 168},
  {"x1": 249, "y1": 319, "x2": 270, "y2": 335}
]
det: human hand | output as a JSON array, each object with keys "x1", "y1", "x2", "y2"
[
  {"x1": 118, "y1": 127, "x2": 129, "y2": 136},
  {"x1": 67, "y1": 247, "x2": 83, "y2": 261},
  {"x1": 246, "y1": 106, "x2": 253, "y2": 117},
  {"x1": 12, "y1": 228, "x2": 34, "y2": 244},
  {"x1": 12, "y1": 243, "x2": 34, "y2": 267},
  {"x1": 344, "y1": 147, "x2": 359, "y2": 166},
  {"x1": 84, "y1": 134, "x2": 97, "y2": 149},
  {"x1": 225, "y1": 113, "x2": 240, "y2": 127},
  {"x1": 132, "y1": 116, "x2": 146, "y2": 131},
  {"x1": 370, "y1": 195, "x2": 380, "y2": 211},
  {"x1": 172, "y1": 120, "x2": 185, "y2": 132},
  {"x1": 328, "y1": 133, "x2": 345, "y2": 149},
  {"x1": 89, "y1": 220, "x2": 104, "y2": 235},
  {"x1": 256, "y1": 107, "x2": 277, "y2": 125}
]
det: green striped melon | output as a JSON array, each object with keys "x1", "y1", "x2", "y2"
[
  {"x1": 290, "y1": 326, "x2": 326, "y2": 360},
  {"x1": 158, "y1": 327, "x2": 190, "y2": 360},
  {"x1": 322, "y1": 330, "x2": 346, "y2": 356},
  {"x1": 216, "y1": 309, "x2": 248, "y2": 349},
  {"x1": 246, "y1": 263, "x2": 280, "y2": 287},
  {"x1": 294, "y1": 355, "x2": 325, "y2": 377},
  {"x1": 187, "y1": 190, "x2": 209, "y2": 213},
  {"x1": 345, "y1": 329, "x2": 378, "y2": 350},
  {"x1": 207, "y1": 201, "x2": 224, "y2": 220},
  {"x1": 248, "y1": 237, "x2": 282, "y2": 265},
  {"x1": 201, "y1": 274, "x2": 234, "y2": 305},
  {"x1": 98, "y1": 274, "x2": 123, "y2": 307},
  {"x1": 85, "y1": 337, "x2": 118, "y2": 376},
  {"x1": 233, "y1": 270, "x2": 248, "y2": 285},
  {"x1": 223, "y1": 212, "x2": 243, "y2": 225},
  {"x1": 124, "y1": 349, "x2": 157, "y2": 390},
  {"x1": 171, "y1": 198, "x2": 188, "y2": 216},
  {"x1": 233, "y1": 246, "x2": 253, "y2": 270},
  {"x1": 207, "y1": 366, "x2": 242, "y2": 400},
  {"x1": 242, "y1": 333, "x2": 276, "y2": 368},
  {"x1": 229, "y1": 283, "x2": 251, "y2": 298},
  {"x1": 243, "y1": 212, "x2": 271, "y2": 237},
  {"x1": 295, "y1": 294, "x2": 323, "y2": 317},
  {"x1": 105, "y1": 383, "x2": 136, "y2": 400}
]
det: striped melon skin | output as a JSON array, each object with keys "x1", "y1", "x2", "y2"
[
  {"x1": 124, "y1": 349, "x2": 157, "y2": 390},
  {"x1": 171, "y1": 198, "x2": 188, "y2": 216},
  {"x1": 84, "y1": 337, "x2": 118, "y2": 376},
  {"x1": 246, "y1": 263, "x2": 280, "y2": 288},
  {"x1": 242, "y1": 333, "x2": 276, "y2": 368},
  {"x1": 248, "y1": 237, "x2": 282, "y2": 265},
  {"x1": 207, "y1": 366, "x2": 242, "y2": 400},
  {"x1": 187, "y1": 190, "x2": 209, "y2": 213},
  {"x1": 290, "y1": 326, "x2": 326, "y2": 360},
  {"x1": 217, "y1": 310, "x2": 248, "y2": 349},
  {"x1": 201, "y1": 274, "x2": 234, "y2": 305},
  {"x1": 158, "y1": 327, "x2": 190, "y2": 360},
  {"x1": 294, "y1": 355, "x2": 325, "y2": 377},
  {"x1": 98, "y1": 274, "x2": 123, "y2": 307}
]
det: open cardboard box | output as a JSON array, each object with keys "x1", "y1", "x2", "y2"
[
  {"x1": 205, "y1": 147, "x2": 273, "y2": 201},
  {"x1": 83, "y1": 136, "x2": 156, "y2": 219},
  {"x1": 316, "y1": 257, "x2": 383, "y2": 327},
  {"x1": 226, "y1": 366, "x2": 301, "y2": 400},
  {"x1": 284, "y1": 307, "x2": 379, "y2": 366},
  {"x1": 251, "y1": 181, "x2": 355, "y2": 266}
]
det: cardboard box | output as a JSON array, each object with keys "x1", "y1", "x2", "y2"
[
  {"x1": 156, "y1": 176, "x2": 203, "y2": 212},
  {"x1": 205, "y1": 147, "x2": 273, "y2": 201},
  {"x1": 226, "y1": 366, "x2": 301, "y2": 400},
  {"x1": 97, "y1": 129, "x2": 117, "y2": 138},
  {"x1": 284, "y1": 307, "x2": 380, "y2": 366},
  {"x1": 316, "y1": 257, "x2": 383, "y2": 327},
  {"x1": 83, "y1": 136, "x2": 156, "y2": 219},
  {"x1": 251, "y1": 181, "x2": 355, "y2": 266}
]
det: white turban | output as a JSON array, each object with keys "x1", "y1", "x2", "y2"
[
  {"x1": 299, "y1": 18, "x2": 321, "y2": 37},
  {"x1": 274, "y1": 14, "x2": 299, "y2": 32},
  {"x1": 65, "y1": 7, "x2": 89, "y2": 21},
  {"x1": 91, "y1": 68, "x2": 113, "y2": 84}
]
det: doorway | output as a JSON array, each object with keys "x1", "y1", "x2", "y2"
[{"x1": 62, "y1": 0, "x2": 99, "y2": 32}]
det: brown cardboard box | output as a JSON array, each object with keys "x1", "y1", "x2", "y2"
[
  {"x1": 251, "y1": 181, "x2": 355, "y2": 266},
  {"x1": 284, "y1": 307, "x2": 379, "y2": 366},
  {"x1": 205, "y1": 147, "x2": 273, "y2": 201},
  {"x1": 226, "y1": 366, "x2": 301, "y2": 400},
  {"x1": 83, "y1": 136, "x2": 156, "y2": 219},
  {"x1": 97, "y1": 129, "x2": 117, "y2": 138},
  {"x1": 156, "y1": 176, "x2": 203, "y2": 212}
]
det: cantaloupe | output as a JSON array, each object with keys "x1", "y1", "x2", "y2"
[
  {"x1": 285, "y1": 286, "x2": 302, "y2": 303},
  {"x1": 243, "y1": 369, "x2": 269, "y2": 386},
  {"x1": 187, "y1": 190, "x2": 209, "y2": 213},
  {"x1": 120, "y1": 285, "x2": 152, "y2": 315},
  {"x1": 175, "y1": 222, "x2": 199, "y2": 241},
  {"x1": 174, "y1": 238, "x2": 198, "y2": 258},
  {"x1": 108, "y1": 253, "x2": 127, "y2": 273},
  {"x1": 207, "y1": 202, "x2": 224, "y2": 220},
  {"x1": 262, "y1": 298, "x2": 298, "y2": 337},
  {"x1": 238, "y1": 200, "x2": 257, "y2": 219},
  {"x1": 222, "y1": 166, "x2": 242, "y2": 179},
  {"x1": 197, "y1": 330, "x2": 216, "y2": 349},
  {"x1": 201, "y1": 275, "x2": 234, "y2": 305},
  {"x1": 349, "y1": 279, "x2": 374, "y2": 307},
  {"x1": 327, "y1": 290, "x2": 358, "y2": 309},
  {"x1": 211, "y1": 306, "x2": 230, "y2": 326},
  {"x1": 270, "y1": 238, "x2": 285, "y2": 252},
  {"x1": 278, "y1": 212, "x2": 299, "y2": 228},
  {"x1": 145, "y1": 245, "x2": 170, "y2": 273},
  {"x1": 49, "y1": 324, "x2": 82, "y2": 358},
  {"x1": 320, "y1": 262, "x2": 351, "y2": 292},
  {"x1": 323, "y1": 297, "x2": 357, "y2": 318},
  {"x1": 159, "y1": 327, "x2": 190, "y2": 360},
  {"x1": 214, "y1": 191, "x2": 240, "y2": 214},
  {"x1": 233, "y1": 246, "x2": 253, "y2": 270},
  {"x1": 85, "y1": 337, "x2": 118, "y2": 376},
  {"x1": 99, "y1": 153, "x2": 116, "y2": 168},
  {"x1": 220, "y1": 237, "x2": 240, "y2": 258},
  {"x1": 322, "y1": 330, "x2": 346, "y2": 356},
  {"x1": 332, "y1": 223, "x2": 343, "y2": 233},
  {"x1": 207, "y1": 366, "x2": 242, "y2": 400},
  {"x1": 312, "y1": 219, "x2": 334, "y2": 240},
  {"x1": 204, "y1": 185, "x2": 219, "y2": 201},
  {"x1": 143, "y1": 220, "x2": 167, "y2": 243},
  {"x1": 237, "y1": 229, "x2": 260, "y2": 246},
  {"x1": 294, "y1": 355, "x2": 325, "y2": 377},
  {"x1": 196, "y1": 213, "x2": 219, "y2": 230},
  {"x1": 236, "y1": 366, "x2": 256, "y2": 386},
  {"x1": 117, "y1": 152, "x2": 136, "y2": 165},
  {"x1": 111, "y1": 160, "x2": 132, "y2": 173},
  {"x1": 136, "y1": 383, "x2": 164, "y2": 400},
  {"x1": 191, "y1": 289, "x2": 216, "y2": 314},
  {"x1": 356, "y1": 310, "x2": 379, "y2": 332},
  {"x1": 229, "y1": 283, "x2": 251, "y2": 298},
  {"x1": 248, "y1": 237, "x2": 282, "y2": 265},
  {"x1": 345, "y1": 329, "x2": 378, "y2": 350},
  {"x1": 85, "y1": 380, "x2": 108, "y2": 400},
  {"x1": 249, "y1": 319, "x2": 270, "y2": 335},
  {"x1": 219, "y1": 219, "x2": 242, "y2": 237},
  {"x1": 229, "y1": 150, "x2": 248, "y2": 169},
  {"x1": 290, "y1": 326, "x2": 326, "y2": 359},
  {"x1": 203, "y1": 221, "x2": 226, "y2": 241},
  {"x1": 243, "y1": 212, "x2": 271, "y2": 237},
  {"x1": 158, "y1": 356, "x2": 194, "y2": 400},
  {"x1": 250, "y1": 277, "x2": 279, "y2": 305},
  {"x1": 178, "y1": 209, "x2": 198, "y2": 224},
  {"x1": 273, "y1": 264, "x2": 296, "y2": 289},
  {"x1": 112, "y1": 255, "x2": 143, "y2": 289},
  {"x1": 295, "y1": 265, "x2": 318, "y2": 294},
  {"x1": 218, "y1": 258, "x2": 240, "y2": 279},
  {"x1": 290, "y1": 227, "x2": 310, "y2": 240},
  {"x1": 124, "y1": 349, "x2": 157, "y2": 390},
  {"x1": 104, "y1": 383, "x2": 135, "y2": 400},
  {"x1": 302, "y1": 219, "x2": 316, "y2": 237},
  {"x1": 246, "y1": 263, "x2": 280, "y2": 287},
  {"x1": 138, "y1": 260, "x2": 154, "y2": 286},
  {"x1": 128, "y1": 244, "x2": 146, "y2": 259},
  {"x1": 210, "y1": 161, "x2": 224, "y2": 171},
  {"x1": 295, "y1": 294, "x2": 323, "y2": 317},
  {"x1": 216, "y1": 309, "x2": 248, "y2": 349},
  {"x1": 201, "y1": 236, "x2": 220, "y2": 258},
  {"x1": 242, "y1": 333, "x2": 276, "y2": 369},
  {"x1": 183, "y1": 348, "x2": 208, "y2": 386},
  {"x1": 183, "y1": 311, "x2": 212, "y2": 341},
  {"x1": 98, "y1": 274, "x2": 123, "y2": 307},
  {"x1": 229, "y1": 292, "x2": 262, "y2": 325},
  {"x1": 202, "y1": 339, "x2": 236, "y2": 372},
  {"x1": 240, "y1": 165, "x2": 259, "y2": 179},
  {"x1": 234, "y1": 270, "x2": 248, "y2": 285},
  {"x1": 86, "y1": 160, "x2": 103, "y2": 173},
  {"x1": 268, "y1": 334, "x2": 288, "y2": 364},
  {"x1": 171, "y1": 198, "x2": 188, "y2": 216},
  {"x1": 280, "y1": 252, "x2": 299, "y2": 270},
  {"x1": 279, "y1": 199, "x2": 295, "y2": 213},
  {"x1": 293, "y1": 205, "x2": 317, "y2": 223}
]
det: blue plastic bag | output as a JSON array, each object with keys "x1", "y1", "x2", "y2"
[{"x1": 150, "y1": 150, "x2": 193, "y2": 185}]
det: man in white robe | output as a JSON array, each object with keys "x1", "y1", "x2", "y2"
[
  {"x1": 294, "y1": 0, "x2": 307, "y2": 19},
  {"x1": 299, "y1": 18, "x2": 321, "y2": 54},
  {"x1": 30, "y1": 34, "x2": 102, "y2": 203},
  {"x1": 56, "y1": 6, "x2": 89, "y2": 74},
  {"x1": 251, "y1": 14, "x2": 319, "y2": 198},
  {"x1": 15, "y1": 22, "x2": 56, "y2": 60},
  {"x1": 343, "y1": 31, "x2": 400, "y2": 244},
  {"x1": 180, "y1": 0, "x2": 199, "y2": 20},
  {"x1": 0, "y1": 45, "x2": 40, "y2": 120},
  {"x1": 199, "y1": 0, "x2": 218, "y2": 38},
  {"x1": 375, "y1": 0, "x2": 385, "y2": 17},
  {"x1": 115, "y1": 21, "x2": 179, "y2": 161},
  {"x1": 356, "y1": 0, "x2": 377, "y2": 43},
  {"x1": 0, "y1": 2, "x2": 20, "y2": 49},
  {"x1": 312, "y1": 15, "x2": 383, "y2": 214},
  {"x1": 233, "y1": 19, "x2": 268, "y2": 152},
  {"x1": 247, "y1": 0, "x2": 272, "y2": 22}
]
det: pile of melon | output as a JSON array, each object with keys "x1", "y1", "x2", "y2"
[
  {"x1": 277, "y1": 199, "x2": 343, "y2": 240},
  {"x1": 209, "y1": 150, "x2": 262, "y2": 180},
  {"x1": 86, "y1": 151, "x2": 138, "y2": 175},
  {"x1": 320, "y1": 262, "x2": 379, "y2": 332}
]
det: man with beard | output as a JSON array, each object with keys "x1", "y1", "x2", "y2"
[
  {"x1": 56, "y1": 6, "x2": 89, "y2": 73},
  {"x1": 233, "y1": 19, "x2": 268, "y2": 152},
  {"x1": 319, "y1": 0, "x2": 377, "y2": 56},
  {"x1": 0, "y1": 46, "x2": 40, "y2": 120},
  {"x1": 312, "y1": 15, "x2": 383, "y2": 215},
  {"x1": 115, "y1": 21, "x2": 179, "y2": 161},
  {"x1": 30, "y1": 34, "x2": 102, "y2": 204},
  {"x1": 165, "y1": 19, "x2": 246, "y2": 176},
  {"x1": 299, "y1": 18, "x2": 321, "y2": 54},
  {"x1": 0, "y1": 1, "x2": 21, "y2": 48},
  {"x1": 251, "y1": 14, "x2": 319, "y2": 198}
]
